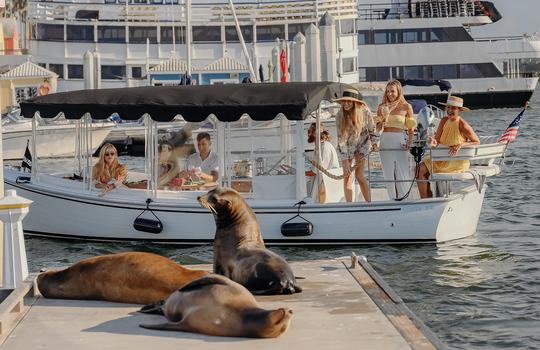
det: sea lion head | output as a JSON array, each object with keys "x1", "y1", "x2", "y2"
[
  {"x1": 198, "y1": 187, "x2": 255, "y2": 227},
  {"x1": 244, "y1": 308, "x2": 294, "y2": 338}
]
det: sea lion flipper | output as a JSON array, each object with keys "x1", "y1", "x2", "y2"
[
  {"x1": 139, "y1": 321, "x2": 190, "y2": 332},
  {"x1": 179, "y1": 275, "x2": 228, "y2": 292},
  {"x1": 139, "y1": 300, "x2": 165, "y2": 315}
]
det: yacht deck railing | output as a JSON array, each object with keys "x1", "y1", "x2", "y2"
[{"x1": 358, "y1": 0, "x2": 485, "y2": 21}]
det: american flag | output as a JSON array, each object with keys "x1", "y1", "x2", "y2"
[{"x1": 498, "y1": 108, "x2": 525, "y2": 143}]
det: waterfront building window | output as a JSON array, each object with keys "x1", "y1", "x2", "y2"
[
  {"x1": 132, "y1": 67, "x2": 143, "y2": 78},
  {"x1": 342, "y1": 57, "x2": 356, "y2": 73},
  {"x1": 287, "y1": 23, "x2": 311, "y2": 41},
  {"x1": 101, "y1": 65, "x2": 126, "y2": 80},
  {"x1": 129, "y1": 27, "x2": 158, "y2": 44},
  {"x1": 15, "y1": 87, "x2": 38, "y2": 104},
  {"x1": 256, "y1": 25, "x2": 285, "y2": 42},
  {"x1": 66, "y1": 25, "x2": 94, "y2": 42},
  {"x1": 339, "y1": 19, "x2": 356, "y2": 35},
  {"x1": 358, "y1": 31, "x2": 370, "y2": 45},
  {"x1": 37, "y1": 63, "x2": 46, "y2": 68},
  {"x1": 49, "y1": 64, "x2": 64, "y2": 79},
  {"x1": 432, "y1": 64, "x2": 458, "y2": 79},
  {"x1": 192, "y1": 26, "x2": 221, "y2": 42},
  {"x1": 374, "y1": 30, "x2": 400, "y2": 45},
  {"x1": 160, "y1": 26, "x2": 185, "y2": 44},
  {"x1": 68, "y1": 65, "x2": 84, "y2": 79},
  {"x1": 36, "y1": 23, "x2": 64, "y2": 41},
  {"x1": 358, "y1": 68, "x2": 367, "y2": 82},
  {"x1": 98, "y1": 26, "x2": 126, "y2": 43},
  {"x1": 225, "y1": 25, "x2": 253, "y2": 42}
]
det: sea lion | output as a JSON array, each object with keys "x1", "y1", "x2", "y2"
[
  {"x1": 140, "y1": 274, "x2": 293, "y2": 338},
  {"x1": 197, "y1": 187, "x2": 302, "y2": 295},
  {"x1": 36, "y1": 252, "x2": 209, "y2": 304}
]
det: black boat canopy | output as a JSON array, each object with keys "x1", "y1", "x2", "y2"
[{"x1": 20, "y1": 82, "x2": 350, "y2": 122}]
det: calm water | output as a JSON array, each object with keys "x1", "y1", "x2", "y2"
[{"x1": 23, "y1": 92, "x2": 540, "y2": 350}]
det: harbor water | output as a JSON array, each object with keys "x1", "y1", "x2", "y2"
[{"x1": 21, "y1": 90, "x2": 540, "y2": 350}]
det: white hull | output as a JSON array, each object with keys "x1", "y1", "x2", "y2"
[
  {"x1": 2, "y1": 122, "x2": 115, "y2": 160},
  {"x1": 4, "y1": 168, "x2": 485, "y2": 244}
]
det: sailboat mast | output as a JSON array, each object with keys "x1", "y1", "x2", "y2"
[{"x1": 228, "y1": 0, "x2": 258, "y2": 82}]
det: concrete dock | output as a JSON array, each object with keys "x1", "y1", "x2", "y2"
[{"x1": 0, "y1": 257, "x2": 444, "y2": 350}]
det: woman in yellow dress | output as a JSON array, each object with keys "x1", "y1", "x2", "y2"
[{"x1": 417, "y1": 96, "x2": 480, "y2": 198}]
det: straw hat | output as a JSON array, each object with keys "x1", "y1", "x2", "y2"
[
  {"x1": 335, "y1": 89, "x2": 365, "y2": 105},
  {"x1": 438, "y1": 96, "x2": 470, "y2": 112}
]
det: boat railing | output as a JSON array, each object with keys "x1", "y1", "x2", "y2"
[{"x1": 358, "y1": 0, "x2": 484, "y2": 21}]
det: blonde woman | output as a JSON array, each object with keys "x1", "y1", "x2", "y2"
[
  {"x1": 92, "y1": 143, "x2": 127, "y2": 194},
  {"x1": 335, "y1": 89, "x2": 379, "y2": 202},
  {"x1": 158, "y1": 141, "x2": 182, "y2": 188},
  {"x1": 376, "y1": 80, "x2": 416, "y2": 200}
]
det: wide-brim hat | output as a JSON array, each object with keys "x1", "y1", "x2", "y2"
[
  {"x1": 439, "y1": 96, "x2": 470, "y2": 112},
  {"x1": 335, "y1": 89, "x2": 365, "y2": 105}
]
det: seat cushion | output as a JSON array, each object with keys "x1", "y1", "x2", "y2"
[{"x1": 431, "y1": 164, "x2": 501, "y2": 181}]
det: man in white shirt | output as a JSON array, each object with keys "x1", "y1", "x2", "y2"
[
  {"x1": 183, "y1": 132, "x2": 219, "y2": 183},
  {"x1": 307, "y1": 123, "x2": 339, "y2": 203}
]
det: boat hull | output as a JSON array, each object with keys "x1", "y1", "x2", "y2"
[{"x1": 4, "y1": 168, "x2": 486, "y2": 245}]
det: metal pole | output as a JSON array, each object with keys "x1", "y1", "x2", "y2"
[
  {"x1": 228, "y1": 0, "x2": 258, "y2": 81},
  {"x1": 186, "y1": 0, "x2": 192, "y2": 76}
]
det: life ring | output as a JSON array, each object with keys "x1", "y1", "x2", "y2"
[{"x1": 39, "y1": 81, "x2": 51, "y2": 96}]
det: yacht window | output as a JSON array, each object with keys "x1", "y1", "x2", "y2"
[
  {"x1": 66, "y1": 25, "x2": 94, "y2": 42},
  {"x1": 342, "y1": 57, "x2": 356, "y2": 73},
  {"x1": 376, "y1": 67, "x2": 390, "y2": 81},
  {"x1": 68, "y1": 65, "x2": 84, "y2": 79},
  {"x1": 160, "y1": 26, "x2": 185, "y2": 44},
  {"x1": 192, "y1": 26, "x2": 221, "y2": 42},
  {"x1": 373, "y1": 30, "x2": 400, "y2": 44},
  {"x1": 98, "y1": 26, "x2": 126, "y2": 43},
  {"x1": 471, "y1": 63, "x2": 503, "y2": 78},
  {"x1": 49, "y1": 64, "x2": 64, "y2": 79},
  {"x1": 459, "y1": 64, "x2": 482, "y2": 79},
  {"x1": 339, "y1": 19, "x2": 355, "y2": 35},
  {"x1": 36, "y1": 23, "x2": 64, "y2": 41},
  {"x1": 75, "y1": 10, "x2": 99, "y2": 20},
  {"x1": 256, "y1": 25, "x2": 285, "y2": 42},
  {"x1": 129, "y1": 27, "x2": 158, "y2": 44},
  {"x1": 402, "y1": 29, "x2": 428, "y2": 43},
  {"x1": 403, "y1": 65, "x2": 431, "y2": 79},
  {"x1": 432, "y1": 64, "x2": 458, "y2": 79},
  {"x1": 225, "y1": 25, "x2": 253, "y2": 42},
  {"x1": 358, "y1": 68, "x2": 367, "y2": 82},
  {"x1": 431, "y1": 27, "x2": 473, "y2": 42},
  {"x1": 132, "y1": 67, "x2": 143, "y2": 78},
  {"x1": 101, "y1": 65, "x2": 126, "y2": 80}
]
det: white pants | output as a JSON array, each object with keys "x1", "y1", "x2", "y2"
[{"x1": 380, "y1": 132, "x2": 413, "y2": 200}]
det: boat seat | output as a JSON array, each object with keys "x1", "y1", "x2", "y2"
[{"x1": 431, "y1": 164, "x2": 501, "y2": 181}]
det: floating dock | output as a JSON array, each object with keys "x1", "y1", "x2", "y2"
[{"x1": 0, "y1": 256, "x2": 444, "y2": 350}]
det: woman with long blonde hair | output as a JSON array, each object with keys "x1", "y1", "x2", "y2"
[
  {"x1": 335, "y1": 89, "x2": 379, "y2": 202},
  {"x1": 376, "y1": 80, "x2": 416, "y2": 200},
  {"x1": 92, "y1": 143, "x2": 127, "y2": 193}
]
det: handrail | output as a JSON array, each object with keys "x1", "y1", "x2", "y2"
[{"x1": 357, "y1": 0, "x2": 484, "y2": 21}]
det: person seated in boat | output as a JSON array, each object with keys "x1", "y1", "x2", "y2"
[
  {"x1": 92, "y1": 143, "x2": 127, "y2": 195},
  {"x1": 376, "y1": 80, "x2": 417, "y2": 200},
  {"x1": 335, "y1": 89, "x2": 379, "y2": 202},
  {"x1": 416, "y1": 96, "x2": 480, "y2": 198},
  {"x1": 180, "y1": 132, "x2": 219, "y2": 183},
  {"x1": 157, "y1": 140, "x2": 183, "y2": 189},
  {"x1": 306, "y1": 123, "x2": 339, "y2": 203}
]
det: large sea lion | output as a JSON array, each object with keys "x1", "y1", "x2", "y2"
[
  {"x1": 140, "y1": 274, "x2": 293, "y2": 338},
  {"x1": 197, "y1": 187, "x2": 302, "y2": 295},
  {"x1": 37, "y1": 252, "x2": 209, "y2": 304}
]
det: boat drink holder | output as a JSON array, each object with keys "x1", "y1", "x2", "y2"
[
  {"x1": 281, "y1": 200, "x2": 313, "y2": 237},
  {"x1": 133, "y1": 198, "x2": 163, "y2": 234}
]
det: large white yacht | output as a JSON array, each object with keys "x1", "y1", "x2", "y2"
[
  {"x1": 356, "y1": 0, "x2": 539, "y2": 109},
  {"x1": 23, "y1": 0, "x2": 539, "y2": 109}
]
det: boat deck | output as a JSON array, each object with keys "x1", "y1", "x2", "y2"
[{"x1": 0, "y1": 257, "x2": 443, "y2": 349}]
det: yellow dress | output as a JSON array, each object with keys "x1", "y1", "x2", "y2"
[{"x1": 424, "y1": 117, "x2": 469, "y2": 174}]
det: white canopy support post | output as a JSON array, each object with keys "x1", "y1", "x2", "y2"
[
  {"x1": 0, "y1": 190, "x2": 32, "y2": 289},
  {"x1": 216, "y1": 120, "x2": 226, "y2": 185},
  {"x1": 151, "y1": 117, "x2": 158, "y2": 197},
  {"x1": 313, "y1": 105, "x2": 322, "y2": 202},
  {"x1": 295, "y1": 120, "x2": 307, "y2": 201},
  {"x1": 84, "y1": 113, "x2": 93, "y2": 191},
  {"x1": 31, "y1": 112, "x2": 38, "y2": 183}
]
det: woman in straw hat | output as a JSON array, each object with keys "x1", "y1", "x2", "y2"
[
  {"x1": 416, "y1": 96, "x2": 479, "y2": 198},
  {"x1": 376, "y1": 80, "x2": 417, "y2": 200},
  {"x1": 335, "y1": 89, "x2": 379, "y2": 202}
]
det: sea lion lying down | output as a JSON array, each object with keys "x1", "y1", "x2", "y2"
[
  {"x1": 198, "y1": 187, "x2": 302, "y2": 295},
  {"x1": 140, "y1": 274, "x2": 293, "y2": 338},
  {"x1": 36, "y1": 252, "x2": 209, "y2": 304}
]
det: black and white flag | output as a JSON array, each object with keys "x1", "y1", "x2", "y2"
[{"x1": 21, "y1": 139, "x2": 32, "y2": 172}]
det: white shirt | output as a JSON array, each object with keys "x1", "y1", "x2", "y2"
[
  {"x1": 320, "y1": 141, "x2": 340, "y2": 171},
  {"x1": 186, "y1": 151, "x2": 219, "y2": 175}
]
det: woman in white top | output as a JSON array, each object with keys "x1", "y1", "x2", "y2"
[{"x1": 376, "y1": 80, "x2": 417, "y2": 200}]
